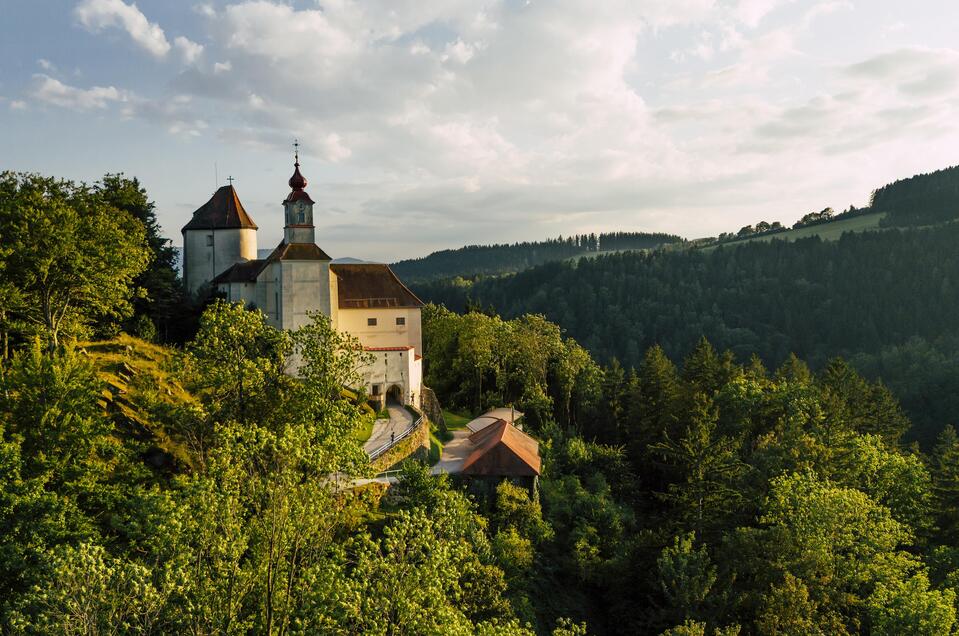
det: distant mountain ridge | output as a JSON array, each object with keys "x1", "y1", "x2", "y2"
[
  {"x1": 391, "y1": 231, "x2": 682, "y2": 284},
  {"x1": 409, "y1": 164, "x2": 959, "y2": 446}
]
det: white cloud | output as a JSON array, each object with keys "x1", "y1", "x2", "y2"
[
  {"x1": 732, "y1": 0, "x2": 795, "y2": 28},
  {"x1": 37, "y1": 58, "x2": 56, "y2": 71},
  {"x1": 28, "y1": 74, "x2": 127, "y2": 110},
  {"x1": 802, "y1": 1, "x2": 853, "y2": 26},
  {"x1": 22, "y1": 1, "x2": 959, "y2": 258},
  {"x1": 441, "y1": 39, "x2": 477, "y2": 64},
  {"x1": 9, "y1": 100, "x2": 28, "y2": 111},
  {"x1": 74, "y1": 0, "x2": 171, "y2": 57},
  {"x1": 193, "y1": 3, "x2": 216, "y2": 18},
  {"x1": 174, "y1": 36, "x2": 204, "y2": 64}
]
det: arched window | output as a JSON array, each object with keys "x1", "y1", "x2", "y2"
[{"x1": 297, "y1": 211, "x2": 305, "y2": 224}]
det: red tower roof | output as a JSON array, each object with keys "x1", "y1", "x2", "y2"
[
  {"x1": 284, "y1": 155, "x2": 315, "y2": 204},
  {"x1": 182, "y1": 185, "x2": 258, "y2": 232}
]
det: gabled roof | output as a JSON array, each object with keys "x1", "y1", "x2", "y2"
[
  {"x1": 461, "y1": 419, "x2": 541, "y2": 477},
  {"x1": 264, "y1": 240, "x2": 331, "y2": 262},
  {"x1": 331, "y1": 263, "x2": 424, "y2": 309},
  {"x1": 182, "y1": 185, "x2": 258, "y2": 231},
  {"x1": 210, "y1": 240, "x2": 332, "y2": 286},
  {"x1": 466, "y1": 408, "x2": 524, "y2": 433},
  {"x1": 211, "y1": 259, "x2": 267, "y2": 285}
]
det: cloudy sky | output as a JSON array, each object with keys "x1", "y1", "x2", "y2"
[{"x1": 2, "y1": 1, "x2": 958, "y2": 261}]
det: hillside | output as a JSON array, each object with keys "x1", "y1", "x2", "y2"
[
  {"x1": 414, "y1": 223, "x2": 959, "y2": 445},
  {"x1": 81, "y1": 334, "x2": 198, "y2": 471},
  {"x1": 873, "y1": 164, "x2": 959, "y2": 226},
  {"x1": 391, "y1": 231, "x2": 682, "y2": 284},
  {"x1": 702, "y1": 210, "x2": 887, "y2": 248}
]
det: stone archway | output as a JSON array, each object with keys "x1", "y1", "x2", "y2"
[{"x1": 386, "y1": 384, "x2": 403, "y2": 405}]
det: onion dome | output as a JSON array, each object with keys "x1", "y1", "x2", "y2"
[{"x1": 289, "y1": 160, "x2": 307, "y2": 190}]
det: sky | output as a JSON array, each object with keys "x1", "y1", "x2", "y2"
[{"x1": 2, "y1": 1, "x2": 959, "y2": 262}]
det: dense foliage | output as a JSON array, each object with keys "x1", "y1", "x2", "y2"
[
  {"x1": 94, "y1": 173, "x2": 190, "y2": 342},
  {"x1": 424, "y1": 309, "x2": 959, "y2": 634},
  {"x1": 415, "y1": 224, "x2": 959, "y2": 446},
  {"x1": 7, "y1": 165, "x2": 959, "y2": 634},
  {"x1": 391, "y1": 232, "x2": 682, "y2": 284},
  {"x1": 0, "y1": 172, "x2": 152, "y2": 348},
  {"x1": 0, "y1": 304, "x2": 546, "y2": 634},
  {"x1": 873, "y1": 165, "x2": 959, "y2": 227}
]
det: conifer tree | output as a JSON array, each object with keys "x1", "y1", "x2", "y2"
[
  {"x1": 931, "y1": 425, "x2": 959, "y2": 544},
  {"x1": 649, "y1": 393, "x2": 747, "y2": 537}
]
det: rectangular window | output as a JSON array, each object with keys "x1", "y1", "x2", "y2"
[
  {"x1": 396, "y1": 317, "x2": 406, "y2": 326},
  {"x1": 368, "y1": 318, "x2": 377, "y2": 326},
  {"x1": 206, "y1": 234, "x2": 214, "y2": 246},
  {"x1": 372, "y1": 384, "x2": 381, "y2": 396}
]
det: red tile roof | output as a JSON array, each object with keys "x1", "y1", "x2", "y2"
[
  {"x1": 331, "y1": 263, "x2": 424, "y2": 309},
  {"x1": 182, "y1": 185, "x2": 258, "y2": 231},
  {"x1": 461, "y1": 419, "x2": 541, "y2": 477}
]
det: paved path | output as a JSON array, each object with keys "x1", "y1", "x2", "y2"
[
  {"x1": 431, "y1": 429, "x2": 473, "y2": 475},
  {"x1": 364, "y1": 404, "x2": 414, "y2": 456}
]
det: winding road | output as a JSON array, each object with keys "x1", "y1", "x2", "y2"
[{"x1": 363, "y1": 404, "x2": 414, "y2": 456}]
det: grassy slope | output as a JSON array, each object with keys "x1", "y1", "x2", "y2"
[
  {"x1": 353, "y1": 417, "x2": 375, "y2": 444},
  {"x1": 84, "y1": 334, "x2": 379, "y2": 466},
  {"x1": 443, "y1": 410, "x2": 471, "y2": 430},
  {"x1": 80, "y1": 334, "x2": 198, "y2": 470},
  {"x1": 704, "y1": 212, "x2": 887, "y2": 249}
]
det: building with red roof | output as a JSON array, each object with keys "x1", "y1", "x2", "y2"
[{"x1": 181, "y1": 149, "x2": 425, "y2": 408}]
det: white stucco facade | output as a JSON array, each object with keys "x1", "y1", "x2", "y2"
[
  {"x1": 336, "y1": 308, "x2": 423, "y2": 355},
  {"x1": 359, "y1": 347, "x2": 423, "y2": 408},
  {"x1": 182, "y1": 227, "x2": 257, "y2": 295}
]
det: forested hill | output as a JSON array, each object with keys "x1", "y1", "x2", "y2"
[
  {"x1": 414, "y1": 223, "x2": 959, "y2": 445},
  {"x1": 391, "y1": 231, "x2": 682, "y2": 283},
  {"x1": 874, "y1": 164, "x2": 959, "y2": 227}
]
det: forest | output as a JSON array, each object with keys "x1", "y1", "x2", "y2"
[
  {"x1": 413, "y1": 222, "x2": 959, "y2": 447},
  {"x1": 423, "y1": 306, "x2": 959, "y2": 635},
  {"x1": 4, "y1": 168, "x2": 959, "y2": 634},
  {"x1": 391, "y1": 232, "x2": 682, "y2": 284},
  {"x1": 873, "y1": 164, "x2": 959, "y2": 227}
]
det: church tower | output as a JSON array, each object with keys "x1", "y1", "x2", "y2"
[
  {"x1": 283, "y1": 144, "x2": 315, "y2": 244},
  {"x1": 181, "y1": 183, "x2": 258, "y2": 295},
  {"x1": 256, "y1": 144, "x2": 333, "y2": 331}
]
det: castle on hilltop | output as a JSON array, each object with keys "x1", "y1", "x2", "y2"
[{"x1": 181, "y1": 151, "x2": 424, "y2": 409}]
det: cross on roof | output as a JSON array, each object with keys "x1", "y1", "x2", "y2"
[
  {"x1": 226, "y1": 175, "x2": 234, "y2": 186},
  {"x1": 293, "y1": 138, "x2": 300, "y2": 163}
]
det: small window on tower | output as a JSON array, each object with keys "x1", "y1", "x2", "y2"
[
  {"x1": 396, "y1": 317, "x2": 406, "y2": 326},
  {"x1": 206, "y1": 234, "x2": 214, "y2": 246},
  {"x1": 297, "y1": 211, "x2": 305, "y2": 224},
  {"x1": 368, "y1": 318, "x2": 377, "y2": 326}
]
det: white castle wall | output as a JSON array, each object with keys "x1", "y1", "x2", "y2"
[
  {"x1": 336, "y1": 308, "x2": 423, "y2": 356},
  {"x1": 182, "y1": 227, "x2": 257, "y2": 295}
]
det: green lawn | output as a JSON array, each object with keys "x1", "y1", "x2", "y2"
[
  {"x1": 703, "y1": 212, "x2": 887, "y2": 250},
  {"x1": 353, "y1": 416, "x2": 375, "y2": 444},
  {"x1": 428, "y1": 430, "x2": 444, "y2": 466},
  {"x1": 443, "y1": 410, "x2": 471, "y2": 430}
]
